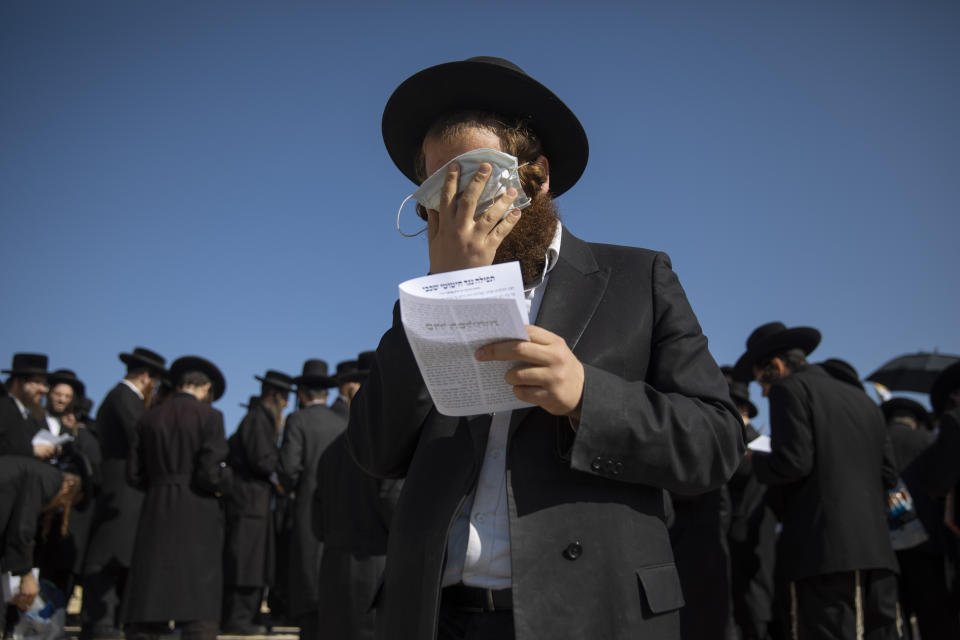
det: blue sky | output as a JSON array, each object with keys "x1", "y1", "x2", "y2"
[{"x1": 2, "y1": 1, "x2": 957, "y2": 433}]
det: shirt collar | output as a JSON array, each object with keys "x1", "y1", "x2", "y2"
[
  {"x1": 121, "y1": 378, "x2": 145, "y2": 400},
  {"x1": 523, "y1": 221, "x2": 563, "y2": 297},
  {"x1": 11, "y1": 394, "x2": 29, "y2": 419}
]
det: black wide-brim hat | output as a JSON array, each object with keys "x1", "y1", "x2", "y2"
[
  {"x1": 293, "y1": 359, "x2": 337, "y2": 389},
  {"x1": 169, "y1": 356, "x2": 226, "y2": 401},
  {"x1": 3, "y1": 352, "x2": 50, "y2": 377},
  {"x1": 733, "y1": 322, "x2": 822, "y2": 381},
  {"x1": 881, "y1": 397, "x2": 932, "y2": 429},
  {"x1": 818, "y1": 358, "x2": 862, "y2": 390},
  {"x1": 727, "y1": 380, "x2": 758, "y2": 418},
  {"x1": 119, "y1": 347, "x2": 166, "y2": 374},
  {"x1": 930, "y1": 361, "x2": 960, "y2": 416},
  {"x1": 48, "y1": 369, "x2": 86, "y2": 398},
  {"x1": 255, "y1": 370, "x2": 295, "y2": 393},
  {"x1": 382, "y1": 56, "x2": 589, "y2": 198}
]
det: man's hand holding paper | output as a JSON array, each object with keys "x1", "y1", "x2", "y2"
[{"x1": 475, "y1": 325, "x2": 584, "y2": 420}]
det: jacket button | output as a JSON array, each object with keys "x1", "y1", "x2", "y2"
[
  {"x1": 563, "y1": 540, "x2": 583, "y2": 560},
  {"x1": 590, "y1": 457, "x2": 603, "y2": 472},
  {"x1": 612, "y1": 462, "x2": 623, "y2": 476}
]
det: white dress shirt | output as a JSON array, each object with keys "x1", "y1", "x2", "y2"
[{"x1": 442, "y1": 222, "x2": 563, "y2": 589}]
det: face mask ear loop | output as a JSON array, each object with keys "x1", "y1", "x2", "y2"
[{"x1": 396, "y1": 193, "x2": 427, "y2": 238}]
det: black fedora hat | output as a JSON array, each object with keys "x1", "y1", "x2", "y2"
[
  {"x1": 293, "y1": 359, "x2": 337, "y2": 389},
  {"x1": 118, "y1": 347, "x2": 166, "y2": 374},
  {"x1": 169, "y1": 356, "x2": 226, "y2": 401},
  {"x1": 881, "y1": 397, "x2": 932, "y2": 430},
  {"x1": 75, "y1": 396, "x2": 95, "y2": 422},
  {"x1": 3, "y1": 353, "x2": 49, "y2": 377},
  {"x1": 336, "y1": 351, "x2": 376, "y2": 385},
  {"x1": 727, "y1": 379, "x2": 758, "y2": 418},
  {"x1": 930, "y1": 361, "x2": 960, "y2": 416},
  {"x1": 382, "y1": 56, "x2": 589, "y2": 198},
  {"x1": 255, "y1": 370, "x2": 295, "y2": 393},
  {"x1": 818, "y1": 359, "x2": 862, "y2": 390},
  {"x1": 48, "y1": 369, "x2": 86, "y2": 398},
  {"x1": 734, "y1": 322, "x2": 821, "y2": 381}
]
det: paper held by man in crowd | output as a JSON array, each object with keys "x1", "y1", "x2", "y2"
[
  {"x1": 747, "y1": 434, "x2": 772, "y2": 453},
  {"x1": 31, "y1": 429, "x2": 73, "y2": 447},
  {"x1": 398, "y1": 261, "x2": 534, "y2": 417}
]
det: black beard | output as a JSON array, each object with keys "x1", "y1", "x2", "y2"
[{"x1": 493, "y1": 191, "x2": 561, "y2": 287}]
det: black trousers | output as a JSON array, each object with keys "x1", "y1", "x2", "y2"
[
  {"x1": 437, "y1": 599, "x2": 515, "y2": 640},
  {"x1": 221, "y1": 585, "x2": 263, "y2": 628},
  {"x1": 791, "y1": 570, "x2": 900, "y2": 640},
  {"x1": 896, "y1": 547, "x2": 960, "y2": 639},
  {"x1": 81, "y1": 564, "x2": 127, "y2": 638},
  {"x1": 125, "y1": 620, "x2": 217, "y2": 640}
]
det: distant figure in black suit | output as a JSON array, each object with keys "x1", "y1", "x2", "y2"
[
  {"x1": 1, "y1": 353, "x2": 54, "y2": 459},
  {"x1": 276, "y1": 359, "x2": 343, "y2": 639},
  {"x1": 82, "y1": 346, "x2": 166, "y2": 640},
  {"x1": 315, "y1": 351, "x2": 402, "y2": 640},
  {"x1": 222, "y1": 369, "x2": 294, "y2": 635},
  {"x1": 330, "y1": 359, "x2": 364, "y2": 421},
  {"x1": 121, "y1": 356, "x2": 233, "y2": 640},
  {"x1": 735, "y1": 322, "x2": 899, "y2": 640}
]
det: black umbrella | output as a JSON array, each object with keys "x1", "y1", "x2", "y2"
[{"x1": 865, "y1": 352, "x2": 960, "y2": 393}]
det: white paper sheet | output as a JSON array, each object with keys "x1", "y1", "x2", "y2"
[
  {"x1": 747, "y1": 434, "x2": 771, "y2": 453},
  {"x1": 31, "y1": 430, "x2": 73, "y2": 447},
  {"x1": 398, "y1": 262, "x2": 534, "y2": 417}
]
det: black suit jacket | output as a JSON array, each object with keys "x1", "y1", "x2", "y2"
[
  {"x1": 0, "y1": 396, "x2": 41, "y2": 457},
  {"x1": 752, "y1": 365, "x2": 898, "y2": 580},
  {"x1": 347, "y1": 228, "x2": 745, "y2": 640},
  {"x1": 0, "y1": 456, "x2": 62, "y2": 575},
  {"x1": 224, "y1": 402, "x2": 279, "y2": 586},
  {"x1": 276, "y1": 402, "x2": 346, "y2": 617},
  {"x1": 85, "y1": 382, "x2": 146, "y2": 570},
  {"x1": 913, "y1": 407, "x2": 960, "y2": 498},
  {"x1": 122, "y1": 392, "x2": 232, "y2": 623}
]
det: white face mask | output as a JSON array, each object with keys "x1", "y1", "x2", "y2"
[{"x1": 396, "y1": 148, "x2": 532, "y2": 237}]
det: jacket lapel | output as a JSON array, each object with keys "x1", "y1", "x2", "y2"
[{"x1": 510, "y1": 227, "x2": 610, "y2": 437}]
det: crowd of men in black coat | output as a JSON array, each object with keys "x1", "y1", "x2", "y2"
[
  {"x1": 0, "y1": 348, "x2": 400, "y2": 640},
  {"x1": 2, "y1": 328, "x2": 959, "y2": 639}
]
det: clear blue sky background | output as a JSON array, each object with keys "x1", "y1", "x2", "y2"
[{"x1": 2, "y1": 1, "x2": 957, "y2": 434}]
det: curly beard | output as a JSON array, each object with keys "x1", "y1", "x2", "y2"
[{"x1": 493, "y1": 191, "x2": 561, "y2": 287}]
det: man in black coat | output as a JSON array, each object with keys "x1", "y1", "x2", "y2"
[
  {"x1": 881, "y1": 397, "x2": 958, "y2": 638},
  {"x1": 222, "y1": 369, "x2": 294, "y2": 634},
  {"x1": 1, "y1": 353, "x2": 54, "y2": 459},
  {"x1": 275, "y1": 359, "x2": 343, "y2": 639},
  {"x1": 331, "y1": 359, "x2": 365, "y2": 421},
  {"x1": 735, "y1": 322, "x2": 900, "y2": 639},
  {"x1": 36, "y1": 370, "x2": 104, "y2": 601},
  {"x1": 347, "y1": 57, "x2": 745, "y2": 640},
  {"x1": 82, "y1": 346, "x2": 166, "y2": 640},
  {"x1": 1, "y1": 456, "x2": 83, "y2": 631},
  {"x1": 121, "y1": 356, "x2": 232, "y2": 640}
]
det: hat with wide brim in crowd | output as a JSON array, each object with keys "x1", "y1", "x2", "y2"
[
  {"x1": 930, "y1": 361, "x2": 960, "y2": 416},
  {"x1": 2, "y1": 353, "x2": 50, "y2": 377},
  {"x1": 169, "y1": 356, "x2": 226, "y2": 401},
  {"x1": 293, "y1": 359, "x2": 337, "y2": 389},
  {"x1": 48, "y1": 368, "x2": 86, "y2": 398},
  {"x1": 881, "y1": 397, "x2": 932, "y2": 430},
  {"x1": 382, "y1": 56, "x2": 589, "y2": 198},
  {"x1": 255, "y1": 370, "x2": 296, "y2": 394},
  {"x1": 733, "y1": 322, "x2": 822, "y2": 381},
  {"x1": 818, "y1": 358, "x2": 863, "y2": 390},
  {"x1": 727, "y1": 379, "x2": 758, "y2": 418},
  {"x1": 118, "y1": 347, "x2": 167, "y2": 374}
]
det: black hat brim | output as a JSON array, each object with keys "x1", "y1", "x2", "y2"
[
  {"x1": 293, "y1": 375, "x2": 338, "y2": 389},
  {"x1": 734, "y1": 327, "x2": 821, "y2": 380},
  {"x1": 48, "y1": 375, "x2": 85, "y2": 398},
  {"x1": 119, "y1": 352, "x2": 166, "y2": 374},
  {"x1": 169, "y1": 356, "x2": 226, "y2": 401},
  {"x1": 336, "y1": 371, "x2": 369, "y2": 385},
  {"x1": 255, "y1": 376, "x2": 295, "y2": 393},
  {"x1": 729, "y1": 391, "x2": 758, "y2": 418},
  {"x1": 382, "y1": 58, "x2": 588, "y2": 198},
  {"x1": 881, "y1": 397, "x2": 931, "y2": 427}
]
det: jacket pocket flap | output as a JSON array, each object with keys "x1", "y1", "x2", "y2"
[{"x1": 636, "y1": 563, "x2": 685, "y2": 614}]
